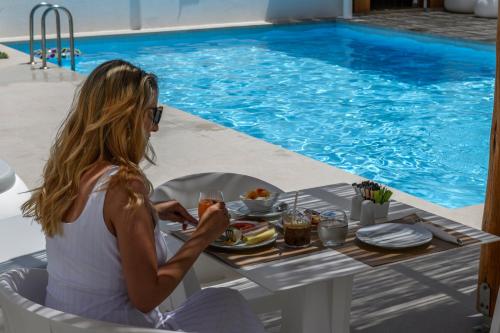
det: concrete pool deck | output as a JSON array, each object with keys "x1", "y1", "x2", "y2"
[{"x1": 0, "y1": 21, "x2": 491, "y2": 332}]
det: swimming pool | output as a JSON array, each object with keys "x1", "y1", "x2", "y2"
[{"x1": 8, "y1": 22, "x2": 495, "y2": 208}]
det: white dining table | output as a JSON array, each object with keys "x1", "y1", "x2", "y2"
[{"x1": 166, "y1": 183, "x2": 499, "y2": 333}]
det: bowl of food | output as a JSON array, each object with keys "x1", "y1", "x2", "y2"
[{"x1": 240, "y1": 188, "x2": 279, "y2": 212}]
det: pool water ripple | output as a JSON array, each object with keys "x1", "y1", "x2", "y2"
[{"x1": 8, "y1": 22, "x2": 494, "y2": 208}]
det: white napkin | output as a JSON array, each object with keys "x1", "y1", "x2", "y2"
[{"x1": 416, "y1": 221, "x2": 464, "y2": 246}]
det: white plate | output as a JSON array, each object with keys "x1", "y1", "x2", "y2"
[
  {"x1": 356, "y1": 223, "x2": 433, "y2": 249},
  {"x1": 226, "y1": 201, "x2": 283, "y2": 219},
  {"x1": 210, "y1": 221, "x2": 278, "y2": 251}
]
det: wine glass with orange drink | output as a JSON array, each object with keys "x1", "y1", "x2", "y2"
[{"x1": 198, "y1": 191, "x2": 224, "y2": 219}]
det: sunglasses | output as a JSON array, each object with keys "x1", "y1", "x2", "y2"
[{"x1": 151, "y1": 106, "x2": 163, "y2": 125}]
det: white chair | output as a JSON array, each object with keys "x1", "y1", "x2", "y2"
[
  {"x1": 0, "y1": 160, "x2": 30, "y2": 220},
  {"x1": 0, "y1": 268, "x2": 175, "y2": 333},
  {"x1": 0, "y1": 215, "x2": 45, "y2": 264},
  {"x1": 151, "y1": 172, "x2": 283, "y2": 311},
  {"x1": 474, "y1": 0, "x2": 498, "y2": 17},
  {"x1": 151, "y1": 172, "x2": 283, "y2": 209}
]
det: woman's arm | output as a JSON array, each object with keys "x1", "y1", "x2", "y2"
[
  {"x1": 105, "y1": 180, "x2": 229, "y2": 313},
  {"x1": 153, "y1": 200, "x2": 198, "y2": 224}
]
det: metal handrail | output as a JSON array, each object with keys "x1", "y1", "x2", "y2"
[
  {"x1": 29, "y1": 2, "x2": 53, "y2": 65},
  {"x1": 41, "y1": 5, "x2": 75, "y2": 71}
]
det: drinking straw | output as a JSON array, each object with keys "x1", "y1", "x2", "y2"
[{"x1": 292, "y1": 191, "x2": 299, "y2": 223}]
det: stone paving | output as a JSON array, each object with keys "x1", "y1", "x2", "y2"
[{"x1": 349, "y1": 9, "x2": 497, "y2": 43}]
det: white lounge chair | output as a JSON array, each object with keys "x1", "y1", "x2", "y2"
[
  {"x1": 474, "y1": 0, "x2": 498, "y2": 17},
  {"x1": 444, "y1": 0, "x2": 476, "y2": 12},
  {"x1": 0, "y1": 215, "x2": 45, "y2": 265},
  {"x1": 0, "y1": 268, "x2": 176, "y2": 333},
  {"x1": 0, "y1": 160, "x2": 29, "y2": 220}
]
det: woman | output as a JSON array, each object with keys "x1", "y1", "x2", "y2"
[{"x1": 22, "y1": 60, "x2": 265, "y2": 332}]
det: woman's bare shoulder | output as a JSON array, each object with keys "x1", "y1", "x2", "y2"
[
  {"x1": 106, "y1": 174, "x2": 149, "y2": 200},
  {"x1": 104, "y1": 171, "x2": 152, "y2": 233}
]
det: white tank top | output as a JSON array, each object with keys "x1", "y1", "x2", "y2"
[{"x1": 45, "y1": 166, "x2": 169, "y2": 328}]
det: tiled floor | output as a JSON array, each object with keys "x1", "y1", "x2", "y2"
[{"x1": 349, "y1": 9, "x2": 497, "y2": 43}]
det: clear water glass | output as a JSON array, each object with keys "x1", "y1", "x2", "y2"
[{"x1": 318, "y1": 209, "x2": 348, "y2": 247}]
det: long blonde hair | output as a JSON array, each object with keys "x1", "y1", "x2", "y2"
[{"x1": 22, "y1": 60, "x2": 159, "y2": 237}]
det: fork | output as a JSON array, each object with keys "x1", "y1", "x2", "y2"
[
  {"x1": 226, "y1": 228, "x2": 236, "y2": 242},
  {"x1": 224, "y1": 227, "x2": 242, "y2": 244}
]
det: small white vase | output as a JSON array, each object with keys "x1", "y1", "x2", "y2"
[
  {"x1": 373, "y1": 201, "x2": 390, "y2": 219},
  {"x1": 360, "y1": 200, "x2": 375, "y2": 226},
  {"x1": 350, "y1": 195, "x2": 363, "y2": 220}
]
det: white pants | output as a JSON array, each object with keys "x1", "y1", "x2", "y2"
[{"x1": 159, "y1": 287, "x2": 266, "y2": 333}]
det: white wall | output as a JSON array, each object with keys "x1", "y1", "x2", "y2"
[
  {"x1": 0, "y1": 0, "x2": 343, "y2": 40},
  {"x1": 0, "y1": 0, "x2": 131, "y2": 39}
]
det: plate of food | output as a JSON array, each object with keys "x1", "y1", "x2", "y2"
[{"x1": 210, "y1": 221, "x2": 278, "y2": 251}]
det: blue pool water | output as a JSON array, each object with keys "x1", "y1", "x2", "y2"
[{"x1": 9, "y1": 22, "x2": 495, "y2": 208}]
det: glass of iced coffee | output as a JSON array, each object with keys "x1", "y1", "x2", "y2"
[{"x1": 282, "y1": 209, "x2": 311, "y2": 248}]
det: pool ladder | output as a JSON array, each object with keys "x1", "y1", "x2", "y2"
[{"x1": 29, "y1": 2, "x2": 75, "y2": 71}]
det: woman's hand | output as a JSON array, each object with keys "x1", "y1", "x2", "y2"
[
  {"x1": 154, "y1": 200, "x2": 198, "y2": 226},
  {"x1": 194, "y1": 202, "x2": 230, "y2": 245}
]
